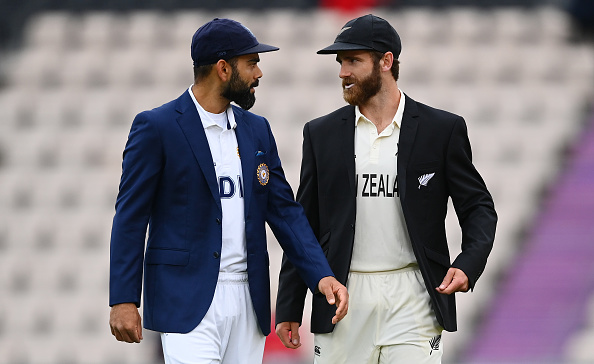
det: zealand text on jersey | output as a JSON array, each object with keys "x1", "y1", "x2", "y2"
[{"x1": 356, "y1": 174, "x2": 399, "y2": 197}]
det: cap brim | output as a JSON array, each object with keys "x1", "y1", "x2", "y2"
[
  {"x1": 236, "y1": 43, "x2": 279, "y2": 56},
  {"x1": 317, "y1": 42, "x2": 374, "y2": 54}
]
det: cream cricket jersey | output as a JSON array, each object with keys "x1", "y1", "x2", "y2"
[
  {"x1": 189, "y1": 87, "x2": 247, "y2": 273},
  {"x1": 351, "y1": 90, "x2": 417, "y2": 272}
]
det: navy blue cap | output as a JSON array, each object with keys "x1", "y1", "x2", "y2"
[
  {"x1": 318, "y1": 14, "x2": 401, "y2": 58},
  {"x1": 191, "y1": 18, "x2": 279, "y2": 67}
]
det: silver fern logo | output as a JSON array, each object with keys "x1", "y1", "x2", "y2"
[
  {"x1": 429, "y1": 335, "x2": 441, "y2": 354},
  {"x1": 418, "y1": 173, "x2": 435, "y2": 189}
]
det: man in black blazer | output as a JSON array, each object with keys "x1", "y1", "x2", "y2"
[{"x1": 275, "y1": 14, "x2": 496, "y2": 363}]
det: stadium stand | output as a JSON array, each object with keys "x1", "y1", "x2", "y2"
[
  {"x1": 0, "y1": 4, "x2": 593, "y2": 364},
  {"x1": 464, "y1": 111, "x2": 594, "y2": 363}
]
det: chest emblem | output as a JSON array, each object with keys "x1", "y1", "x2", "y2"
[
  {"x1": 257, "y1": 163, "x2": 270, "y2": 186},
  {"x1": 418, "y1": 173, "x2": 435, "y2": 189}
]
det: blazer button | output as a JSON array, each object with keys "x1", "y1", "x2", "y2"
[
  {"x1": 213, "y1": 251, "x2": 220, "y2": 258},
  {"x1": 216, "y1": 218, "x2": 221, "y2": 224}
]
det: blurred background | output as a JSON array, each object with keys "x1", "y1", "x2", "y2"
[{"x1": 1, "y1": 0, "x2": 594, "y2": 363}]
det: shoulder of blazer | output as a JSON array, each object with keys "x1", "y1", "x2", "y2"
[
  {"x1": 404, "y1": 93, "x2": 462, "y2": 126},
  {"x1": 307, "y1": 105, "x2": 355, "y2": 131},
  {"x1": 130, "y1": 91, "x2": 187, "y2": 128},
  {"x1": 172, "y1": 90, "x2": 194, "y2": 115},
  {"x1": 231, "y1": 104, "x2": 268, "y2": 127}
]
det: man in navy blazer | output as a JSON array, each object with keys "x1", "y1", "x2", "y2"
[{"x1": 109, "y1": 18, "x2": 348, "y2": 363}]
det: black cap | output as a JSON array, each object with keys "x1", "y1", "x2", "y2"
[
  {"x1": 317, "y1": 14, "x2": 401, "y2": 58},
  {"x1": 191, "y1": 18, "x2": 279, "y2": 67}
]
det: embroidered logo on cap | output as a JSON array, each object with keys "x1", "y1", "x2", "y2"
[{"x1": 338, "y1": 26, "x2": 351, "y2": 35}]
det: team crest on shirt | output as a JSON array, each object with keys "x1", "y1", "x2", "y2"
[{"x1": 257, "y1": 163, "x2": 269, "y2": 186}]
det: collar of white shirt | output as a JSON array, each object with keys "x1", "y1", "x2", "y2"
[
  {"x1": 187, "y1": 85, "x2": 237, "y2": 130},
  {"x1": 354, "y1": 89, "x2": 405, "y2": 130}
]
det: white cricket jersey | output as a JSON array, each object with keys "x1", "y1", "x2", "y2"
[
  {"x1": 351, "y1": 90, "x2": 417, "y2": 272},
  {"x1": 189, "y1": 87, "x2": 247, "y2": 273}
]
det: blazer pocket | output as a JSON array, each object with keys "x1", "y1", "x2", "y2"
[
  {"x1": 424, "y1": 246, "x2": 451, "y2": 268},
  {"x1": 414, "y1": 160, "x2": 440, "y2": 173},
  {"x1": 145, "y1": 248, "x2": 190, "y2": 266},
  {"x1": 255, "y1": 154, "x2": 269, "y2": 163},
  {"x1": 318, "y1": 231, "x2": 330, "y2": 257}
]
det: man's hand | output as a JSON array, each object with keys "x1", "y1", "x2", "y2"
[
  {"x1": 276, "y1": 321, "x2": 302, "y2": 349},
  {"x1": 436, "y1": 268, "x2": 469, "y2": 295},
  {"x1": 109, "y1": 303, "x2": 143, "y2": 343},
  {"x1": 318, "y1": 276, "x2": 349, "y2": 324}
]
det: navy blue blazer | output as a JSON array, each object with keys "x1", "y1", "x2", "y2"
[{"x1": 109, "y1": 90, "x2": 334, "y2": 335}]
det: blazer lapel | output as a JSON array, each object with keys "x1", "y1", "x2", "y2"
[
  {"x1": 398, "y1": 94, "x2": 419, "y2": 203},
  {"x1": 175, "y1": 92, "x2": 221, "y2": 211},
  {"x1": 340, "y1": 106, "x2": 356, "y2": 198},
  {"x1": 233, "y1": 107, "x2": 254, "y2": 218}
]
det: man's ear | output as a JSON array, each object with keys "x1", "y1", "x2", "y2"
[
  {"x1": 380, "y1": 52, "x2": 394, "y2": 72},
  {"x1": 216, "y1": 59, "x2": 231, "y2": 82}
]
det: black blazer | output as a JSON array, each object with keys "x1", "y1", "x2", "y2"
[{"x1": 275, "y1": 94, "x2": 497, "y2": 333}]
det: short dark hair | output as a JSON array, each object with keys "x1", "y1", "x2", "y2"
[
  {"x1": 371, "y1": 51, "x2": 399, "y2": 81},
  {"x1": 193, "y1": 57, "x2": 239, "y2": 84},
  {"x1": 193, "y1": 64, "x2": 213, "y2": 83}
]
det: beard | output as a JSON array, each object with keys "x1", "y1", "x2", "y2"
[
  {"x1": 221, "y1": 66, "x2": 258, "y2": 110},
  {"x1": 342, "y1": 61, "x2": 382, "y2": 106}
]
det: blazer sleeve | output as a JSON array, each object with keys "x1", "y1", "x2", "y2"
[
  {"x1": 446, "y1": 117, "x2": 497, "y2": 289},
  {"x1": 261, "y1": 119, "x2": 333, "y2": 296},
  {"x1": 275, "y1": 122, "x2": 319, "y2": 325},
  {"x1": 109, "y1": 111, "x2": 163, "y2": 307}
]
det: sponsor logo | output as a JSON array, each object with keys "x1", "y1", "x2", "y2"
[
  {"x1": 338, "y1": 26, "x2": 351, "y2": 35},
  {"x1": 429, "y1": 335, "x2": 441, "y2": 355},
  {"x1": 314, "y1": 345, "x2": 321, "y2": 356}
]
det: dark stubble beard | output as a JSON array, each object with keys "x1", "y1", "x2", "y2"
[
  {"x1": 342, "y1": 60, "x2": 382, "y2": 106},
  {"x1": 221, "y1": 66, "x2": 258, "y2": 110}
]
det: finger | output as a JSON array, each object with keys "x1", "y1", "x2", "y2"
[
  {"x1": 290, "y1": 322, "x2": 301, "y2": 348},
  {"x1": 137, "y1": 316, "x2": 143, "y2": 341},
  {"x1": 124, "y1": 327, "x2": 141, "y2": 343},
  {"x1": 436, "y1": 268, "x2": 455, "y2": 291},
  {"x1": 275, "y1": 325, "x2": 290, "y2": 348},
  {"x1": 332, "y1": 307, "x2": 345, "y2": 325},
  {"x1": 439, "y1": 280, "x2": 460, "y2": 295},
  {"x1": 276, "y1": 323, "x2": 299, "y2": 349},
  {"x1": 334, "y1": 303, "x2": 348, "y2": 323},
  {"x1": 129, "y1": 327, "x2": 141, "y2": 343},
  {"x1": 112, "y1": 327, "x2": 124, "y2": 342},
  {"x1": 114, "y1": 322, "x2": 140, "y2": 343},
  {"x1": 448, "y1": 274, "x2": 469, "y2": 294},
  {"x1": 439, "y1": 272, "x2": 467, "y2": 295},
  {"x1": 334, "y1": 288, "x2": 348, "y2": 320},
  {"x1": 324, "y1": 284, "x2": 336, "y2": 306}
]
